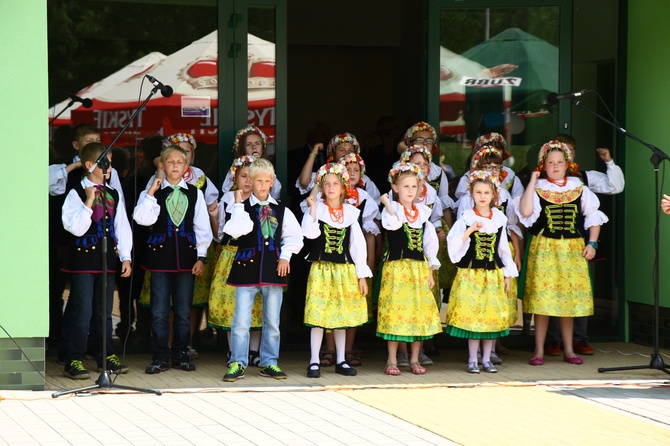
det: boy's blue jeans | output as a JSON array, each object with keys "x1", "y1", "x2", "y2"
[
  {"x1": 231, "y1": 285, "x2": 283, "y2": 368},
  {"x1": 63, "y1": 273, "x2": 115, "y2": 365},
  {"x1": 149, "y1": 272, "x2": 194, "y2": 360}
]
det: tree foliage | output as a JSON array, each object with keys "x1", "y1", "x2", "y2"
[{"x1": 48, "y1": 0, "x2": 217, "y2": 106}]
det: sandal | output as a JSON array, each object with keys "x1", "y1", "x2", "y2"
[
  {"x1": 319, "y1": 350, "x2": 335, "y2": 367},
  {"x1": 410, "y1": 362, "x2": 426, "y2": 375},
  {"x1": 345, "y1": 351, "x2": 362, "y2": 367},
  {"x1": 385, "y1": 363, "x2": 401, "y2": 376}
]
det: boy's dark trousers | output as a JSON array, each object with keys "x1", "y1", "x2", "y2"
[
  {"x1": 63, "y1": 273, "x2": 115, "y2": 365},
  {"x1": 149, "y1": 271, "x2": 194, "y2": 361}
]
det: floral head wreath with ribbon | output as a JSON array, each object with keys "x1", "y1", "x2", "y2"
[
  {"x1": 315, "y1": 162, "x2": 355, "y2": 198},
  {"x1": 467, "y1": 169, "x2": 502, "y2": 190},
  {"x1": 340, "y1": 151, "x2": 366, "y2": 179},
  {"x1": 470, "y1": 145, "x2": 503, "y2": 170},
  {"x1": 326, "y1": 132, "x2": 360, "y2": 162},
  {"x1": 229, "y1": 155, "x2": 257, "y2": 180},
  {"x1": 403, "y1": 121, "x2": 439, "y2": 155},
  {"x1": 388, "y1": 161, "x2": 425, "y2": 184},
  {"x1": 233, "y1": 125, "x2": 268, "y2": 155},
  {"x1": 535, "y1": 140, "x2": 579, "y2": 175},
  {"x1": 400, "y1": 144, "x2": 432, "y2": 163},
  {"x1": 473, "y1": 132, "x2": 510, "y2": 160},
  {"x1": 163, "y1": 133, "x2": 197, "y2": 150}
]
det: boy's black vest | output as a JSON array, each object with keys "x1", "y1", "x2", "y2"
[
  {"x1": 528, "y1": 185, "x2": 584, "y2": 239},
  {"x1": 227, "y1": 200, "x2": 287, "y2": 286},
  {"x1": 306, "y1": 221, "x2": 353, "y2": 264},
  {"x1": 455, "y1": 225, "x2": 504, "y2": 269},
  {"x1": 385, "y1": 222, "x2": 427, "y2": 262},
  {"x1": 142, "y1": 184, "x2": 199, "y2": 272},
  {"x1": 61, "y1": 182, "x2": 120, "y2": 273}
]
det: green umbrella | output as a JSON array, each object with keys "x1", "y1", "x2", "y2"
[{"x1": 461, "y1": 27, "x2": 558, "y2": 110}]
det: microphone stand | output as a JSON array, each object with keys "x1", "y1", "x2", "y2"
[
  {"x1": 52, "y1": 87, "x2": 164, "y2": 397},
  {"x1": 49, "y1": 100, "x2": 77, "y2": 126},
  {"x1": 568, "y1": 98, "x2": 670, "y2": 376}
]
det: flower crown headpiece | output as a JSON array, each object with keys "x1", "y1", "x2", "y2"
[
  {"x1": 233, "y1": 125, "x2": 268, "y2": 153},
  {"x1": 388, "y1": 161, "x2": 425, "y2": 184},
  {"x1": 535, "y1": 140, "x2": 579, "y2": 175},
  {"x1": 327, "y1": 133, "x2": 360, "y2": 161},
  {"x1": 400, "y1": 145, "x2": 432, "y2": 163},
  {"x1": 474, "y1": 132, "x2": 510, "y2": 160},
  {"x1": 403, "y1": 121, "x2": 438, "y2": 154},
  {"x1": 229, "y1": 155, "x2": 257, "y2": 179},
  {"x1": 163, "y1": 133, "x2": 197, "y2": 149},
  {"x1": 340, "y1": 152, "x2": 366, "y2": 175},
  {"x1": 315, "y1": 162, "x2": 354, "y2": 196},
  {"x1": 468, "y1": 169, "x2": 502, "y2": 190},
  {"x1": 470, "y1": 145, "x2": 503, "y2": 170}
]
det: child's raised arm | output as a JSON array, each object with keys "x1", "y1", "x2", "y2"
[
  {"x1": 518, "y1": 171, "x2": 540, "y2": 217},
  {"x1": 298, "y1": 143, "x2": 323, "y2": 189}
]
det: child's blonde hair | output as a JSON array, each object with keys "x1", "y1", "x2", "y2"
[
  {"x1": 160, "y1": 145, "x2": 188, "y2": 164},
  {"x1": 249, "y1": 157, "x2": 275, "y2": 179}
]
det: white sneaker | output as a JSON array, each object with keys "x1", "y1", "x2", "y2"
[
  {"x1": 419, "y1": 350, "x2": 433, "y2": 365},
  {"x1": 397, "y1": 353, "x2": 409, "y2": 367}
]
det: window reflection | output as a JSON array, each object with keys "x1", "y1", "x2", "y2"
[{"x1": 439, "y1": 7, "x2": 560, "y2": 176}]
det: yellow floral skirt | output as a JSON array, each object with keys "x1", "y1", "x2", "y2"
[
  {"x1": 208, "y1": 245, "x2": 263, "y2": 330},
  {"x1": 376, "y1": 259, "x2": 443, "y2": 342},
  {"x1": 446, "y1": 267, "x2": 509, "y2": 339},
  {"x1": 507, "y1": 241, "x2": 518, "y2": 326},
  {"x1": 304, "y1": 261, "x2": 367, "y2": 329},
  {"x1": 522, "y1": 234, "x2": 593, "y2": 317},
  {"x1": 191, "y1": 243, "x2": 218, "y2": 307}
]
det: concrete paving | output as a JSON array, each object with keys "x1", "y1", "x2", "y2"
[{"x1": 1, "y1": 342, "x2": 669, "y2": 445}]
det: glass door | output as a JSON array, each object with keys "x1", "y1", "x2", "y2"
[
  {"x1": 428, "y1": 1, "x2": 571, "y2": 179},
  {"x1": 218, "y1": 0, "x2": 286, "y2": 196}
]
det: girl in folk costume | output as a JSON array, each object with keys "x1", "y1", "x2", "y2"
[
  {"x1": 399, "y1": 121, "x2": 454, "y2": 226},
  {"x1": 453, "y1": 132, "x2": 524, "y2": 202},
  {"x1": 397, "y1": 145, "x2": 448, "y2": 365},
  {"x1": 208, "y1": 155, "x2": 264, "y2": 366},
  {"x1": 297, "y1": 132, "x2": 381, "y2": 204},
  {"x1": 221, "y1": 125, "x2": 282, "y2": 200},
  {"x1": 447, "y1": 170, "x2": 518, "y2": 373},
  {"x1": 302, "y1": 163, "x2": 372, "y2": 378},
  {"x1": 515, "y1": 141, "x2": 608, "y2": 366},
  {"x1": 301, "y1": 153, "x2": 380, "y2": 367},
  {"x1": 398, "y1": 146, "x2": 446, "y2": 235},
  {"x1": 456, "y1": 145, "x2": 523, "y2": 364},
  {"x1": 377, "y1": 163, "x2": 442, "y2": 376}
]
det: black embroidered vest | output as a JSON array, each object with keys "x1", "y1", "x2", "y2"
[
  {"x1": 61, "y1": 182, "x2": 120, "y2": 273},
  {"x1": 455, "y1": 225, "x2": 504, "y2": 270},
  {"x1": 385, "y1": 222, "x2": 426, "y2": 262},
  {"x1": 142, "y1": 184, "x2": 199, "y2": 272},
  {"x1": 306, "y1": 221, "x2": 353, "y2": 264},
  {"x1": 227, "y1": 200, "x2": 287, "y2": 286},
  {"x1": 528, "y1": 187, "x2": 584, "y2": 239}
]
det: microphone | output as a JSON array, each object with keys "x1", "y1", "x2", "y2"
[
  {"x1": 547, "y1": 89, "x2": 592, "y2": 105},
  {"x1": 145, "y1": 75, "x2": 174, "y2": 97},
  {"x1": 65, "y1": 92, "x2": 93, "y2": 108}
]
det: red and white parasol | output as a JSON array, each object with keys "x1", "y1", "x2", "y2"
[
  {"x1": 48, "y1": 52, "x2": 166, "y2": 127},
  {"x1": 70, "y1": 31, "x2": 276, "y2": 147}
]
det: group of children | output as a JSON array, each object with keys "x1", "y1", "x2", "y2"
[{"x1": 51, "y1": 120, "x2": 615, "y2": 380}]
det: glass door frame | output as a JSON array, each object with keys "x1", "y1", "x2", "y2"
[
  {"x1": 426, "y1": 0, "x2": 573, "y2": 134},
  {"x1": 218, "y1": 0, "x2": 287, "y2": 199}
]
